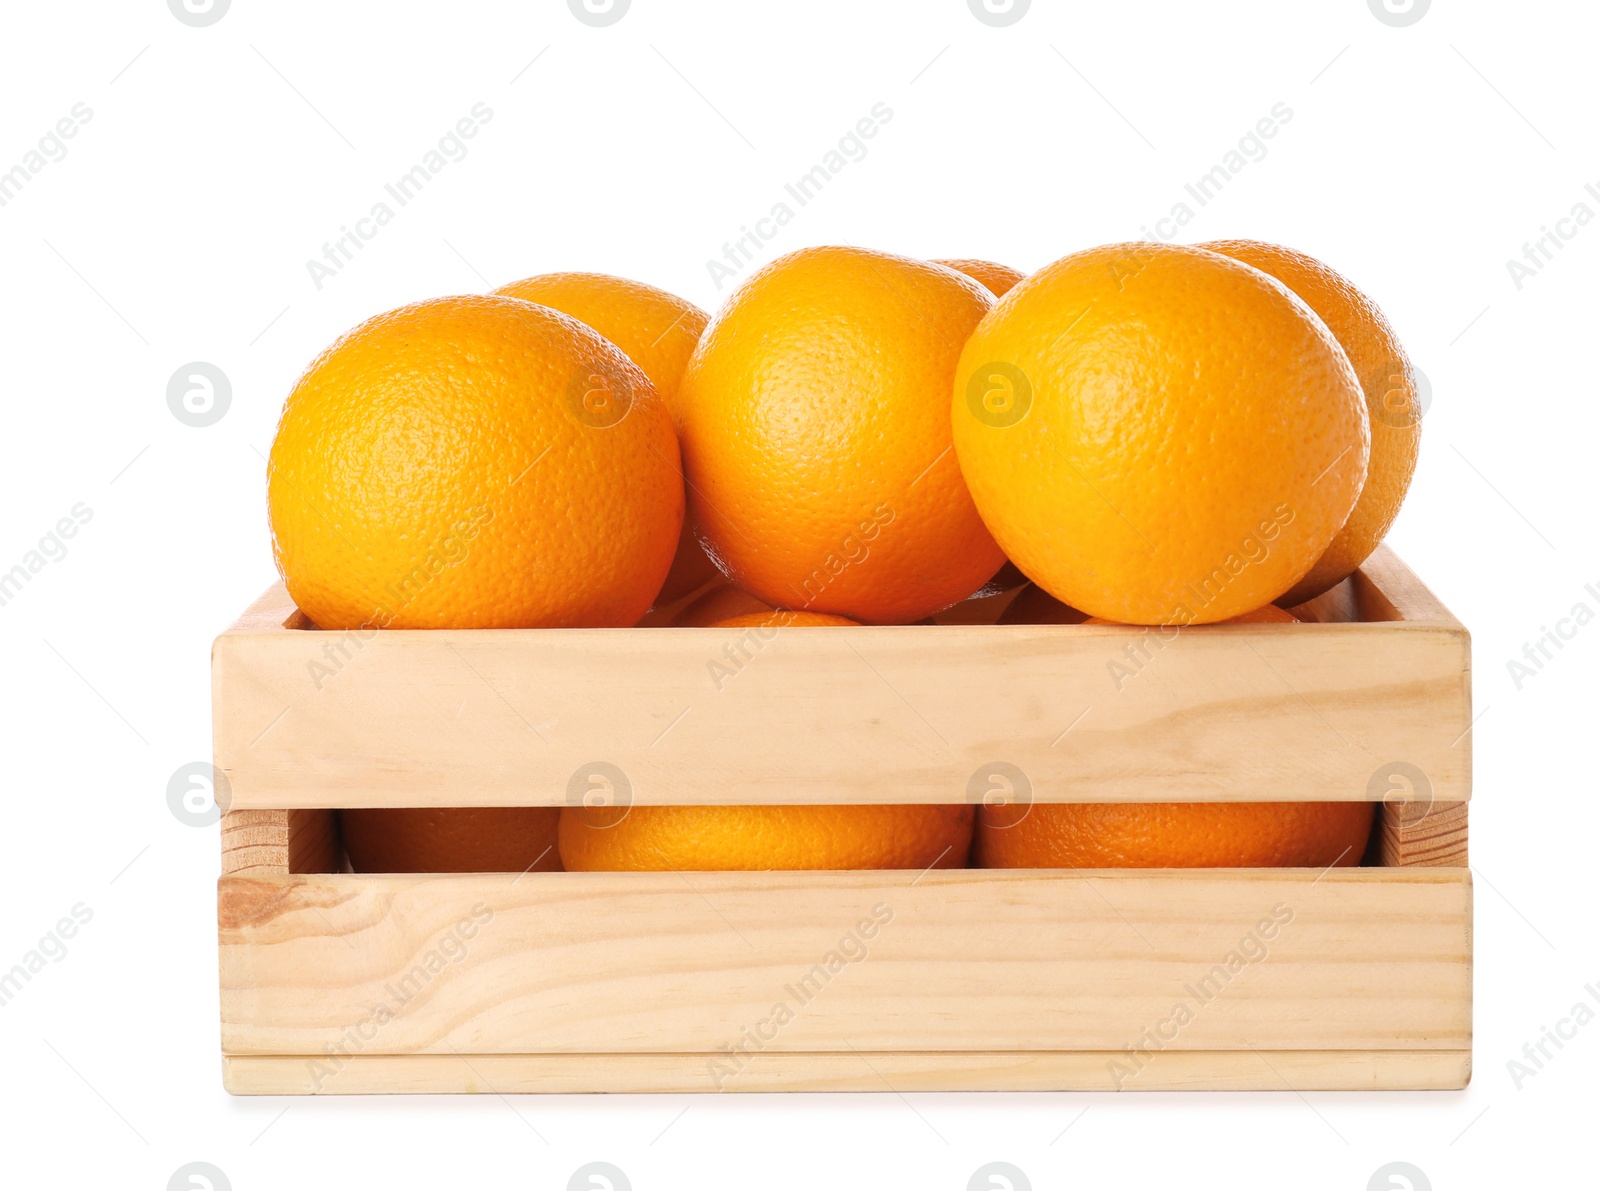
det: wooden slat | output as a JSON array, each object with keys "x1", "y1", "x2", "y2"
[
  {"x1": 1286, "y1": 577, "x2": 1362, "y2": 625},
  {"x1": 219, "y1": 868, "x2": 1471, "y2": 1058},
  {"x1": 212, "y1": 548, "x2": 1471, "y2": 810},
  {"x1": 221, "y1": 809, "x2": 341, "y2": 875},
  {"x1": 222, "y1": 1047, "x2": 1471, "y2": 1095},
  {"x1": 218, "y1": 580, "x2": 305, "y2": 633},
  {"x1": 1289, "y1": 547, "x2": 1464, "y2": 627},
  {"x1": 1348, "y1": 547, "x2": 1463, "y2": 625},
  {"x1": 1379, "y1": 800, "x2": 1468, "y2": 867}
]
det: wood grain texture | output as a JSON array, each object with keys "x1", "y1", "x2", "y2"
[
  {"x1": 1346, "y1": 548, "x2": 1462, "y2": 624},
  {"x1": 212, "y1": 549, "x2": 1473, "y2": 1094},
  {"x1": 1379, "y1": 800, "x2": 1469, "y2": 867},
  {"x1": 222, "y1": 1048, "x2": 1472, "y2": 1095},
  {"x1": 221, "y1": 810, "x2": 341, "y2": 875},
  {"x1": 219, "y1": 868, "x2": 1471, "y2": 1058},
  {"x1": 212, "y1": 546, "x2": 1472, "y2": 810}
]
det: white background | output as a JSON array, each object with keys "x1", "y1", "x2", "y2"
[{"x1": 1, "y1": 0, "x2": 1594, "y2": 1187}]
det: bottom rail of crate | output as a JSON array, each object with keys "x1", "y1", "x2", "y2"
[
  {"x1": 219, "y1": 867, "x2": 1471, "y2": 1094},
  {"x1": 222, "y1": 1047, "x2": 1471, "y2": 1095}
]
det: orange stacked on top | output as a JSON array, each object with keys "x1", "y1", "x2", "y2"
[
  {"x1": 676, "y1": 246, "x2": 1005, "y2": 624},
  {"x1": 493, "y1": 272, "x2": 719, "y2": 606},
  {"x1": 267, "y1": 295, "x2": 682, "y2": 631}
]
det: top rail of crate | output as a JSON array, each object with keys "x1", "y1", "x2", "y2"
[{"x1": 212, "y1": 546, "x2": 1470, "y2": 811}]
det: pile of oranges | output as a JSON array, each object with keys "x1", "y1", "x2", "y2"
[{"x1": 269, "y1": 241, "x2": 1420, "y2": 876}]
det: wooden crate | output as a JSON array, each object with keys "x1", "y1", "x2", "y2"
[{"x1": 214, "y1": 546, "x2": 1472, "y2": 1094}]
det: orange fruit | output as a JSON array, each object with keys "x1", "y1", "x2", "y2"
[
  {"x1": 1001, "y1": 590, "x2": 1297, "y2": 626},
  {"x1": 678, "y1": 246, "x2": 1005, "y2": 624},
  {"x1": 1210, "y1": 604, "x2": 1298, "y2": 625},
  {"x1": 559, "y1": 803, "x2": 975, "y2": 871},
  {"x1": 1084, "y1": 603, "x2": 1298, "y2": 625},
  {"x1": 672, "y1": 581, "x2": 770, "y2": 626},
  {"x1": 494, "y1": 273, "x2": 706, "y2": 424},
  {"x1": 974, "y1": 801, "x2": 1373, "y2": 868},
  {"x1": 342, "y1": 807, "x2": 562, "y2": 873},
  {"x1": 268, "y1": 296, "x2": 682, "y2": 629},
  {"x1": 494, "y1": 271, "x2": 718, "y2": 606},
  {"x1": 713, "y1": 610, "x2": 857, "y2": 627},
  {"x1": 951, "y1": 242, "x2": 1369, "y2": 625},
  {"x1": 933, "y1": 258, "x2": 1026, "y2": 297},
  {"x1": 1201, "y1": 240, "x2": 1422, "y2": 606}
]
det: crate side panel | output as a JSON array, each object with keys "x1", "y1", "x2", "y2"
[
  {"x1": 220, "y1": 869, "x2": 1471, "y2": 1056},
  {"x1": 214, "y1": 619, "x2": 1469, "y2": 809}
]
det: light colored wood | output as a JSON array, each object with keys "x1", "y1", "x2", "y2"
[
  {"x1": 222, "y1": 1047, "x2": 1471, "y2": 1095},
  {"x1": 212, "y1": 546, "x2": 1471, "y2": 810},
  {"x1": 221, "y1": 809, "x2": 341, "y2": 875},
  {"x1": 219, "y1": 868, "x2": 1471, "y2": 1058},
  {"x1": 212, "y1": 547, "x2": 1473, "y2": 1094},
  {"x1": 217, "y1": 579, "x2": 310, "y2": 633},
  {"x1": 1346, "y1": 547, "x2": 1463, "y2": 625},
  {"x1": 1289, "y1": 548, "x2": 1463, "y2": 627},
  {"x1": 1379, "y1": 800, "x2": 1469, "y2": 867},
  {"x1": 1286, "y1": 576, "x2": 1363, "y2": 625}
]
